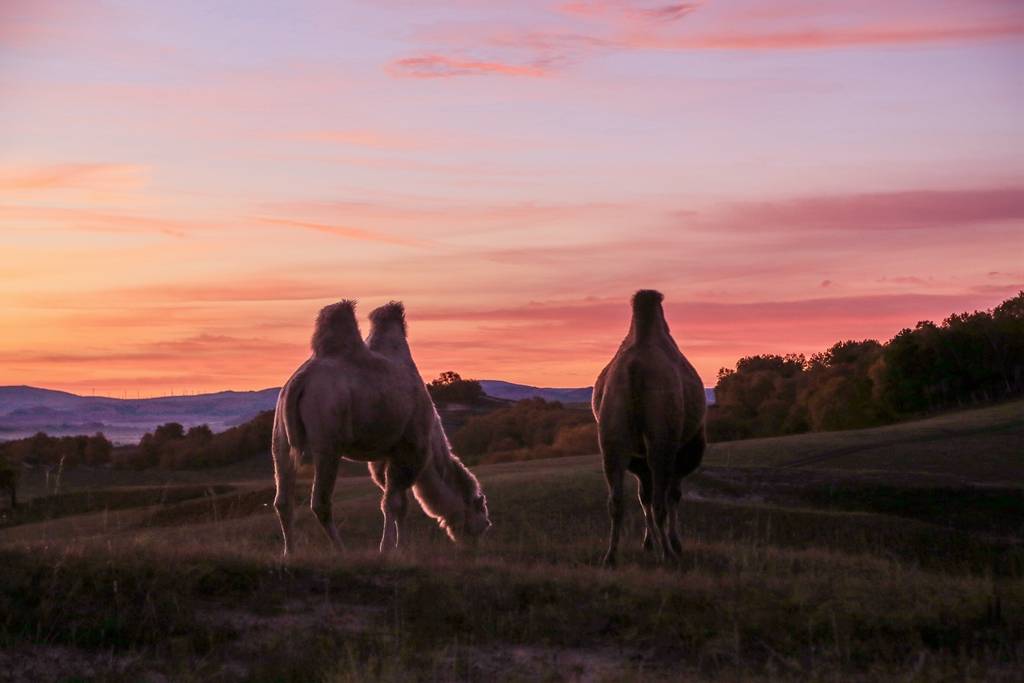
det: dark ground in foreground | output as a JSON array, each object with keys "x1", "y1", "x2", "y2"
[{"x1": 1, "y1": 401, "x2": 1022, "y2": 681}]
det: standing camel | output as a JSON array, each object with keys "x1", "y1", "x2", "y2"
[
  {"x1": 592, "y1": 290, "x2": 706, "y2": 566},
  {"x1": 271, "y1": 300, "x2": 490, "y2": 557}
]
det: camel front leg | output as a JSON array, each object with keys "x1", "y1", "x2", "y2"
[{"x1": 379, "y1": 485, "x2": 409, "y2": 552}]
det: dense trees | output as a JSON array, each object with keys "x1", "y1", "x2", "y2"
[
  {"x1": 426, "y1": 371, "x2": 485, "y2": 404},
  {"x1": 0, "y1": 432, "x2": 112, "y2": 468},
  {"x1": 451, "y1": 398, "x2": 595, "y2": 464},
  {"x1": 708, "y1": 292, "x2": 1024, "y2": 440},
  {"x1": 122, "y1": 411, "x2": 274, "y2": 469}
]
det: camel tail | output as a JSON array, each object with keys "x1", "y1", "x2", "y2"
[
  {"x1": 274, "y1": 368, "x2": 308, "y2": 468},
  {"x1": 311, "y1": 300, "x2": 363, "y2": 357},
  {"x1": 631, "y1": 289, "x2": 665, "y2": 343}
]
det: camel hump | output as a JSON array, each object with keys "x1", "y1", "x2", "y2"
[
  {"x1": 630, "y1": 289, "x2": 667, "y2": 342},
  {"x1": 369, "y1": 300, "x2": 407, "y2": 337},
  {"x1": 311, "y1": 300, "x2": 363, "y2": 356}
]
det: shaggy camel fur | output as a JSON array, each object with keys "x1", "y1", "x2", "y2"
[
  {"x1": 271, "y1": 300, "x2": 489, "y2": 556},
  {"x1": 592, "y1": 290, "x2": 706, "y2": 565}
]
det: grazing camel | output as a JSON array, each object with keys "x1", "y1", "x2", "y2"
[
  {"x1": 592, "y1": 290, "x2": 706, "y2": 566},
  {"x1": 271, "y1": 300, "x2": 490, "y2": 556},
  {"x1": 0, "y1": 465, "x2": 16, "y2": 509}
]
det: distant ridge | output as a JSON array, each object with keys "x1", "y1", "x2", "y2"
[
  {"x1": 478, "y1": 380, "x2": 593, "y2": 404},
  {"x1": 479, "y1": 380, "x2": 715, "y2": 406},
  {"x1": 0, "y1": 386, "x2": 280, "y2": 444},
  {"x1": 0, "y1": 381, "x2": 716, "y2": 444}
]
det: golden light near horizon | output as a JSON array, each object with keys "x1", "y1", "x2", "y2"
[{"x1": 1, "y1": 0, "x2": 1022, "y2": 395}]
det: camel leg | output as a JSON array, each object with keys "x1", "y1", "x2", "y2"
[
  {"x1": 649, "y1": 449, "x2": 680, "y2": 563},
  {"x1": 310, "y1": 450, "x2": 344, "y2": 550},
  {"x1": 601, "y1": 449, "x2": 628, "y2": 567},
  {"x1": 628, "y1": 458, "x2": 656, "y2": 552},
  {"x1": 666, "y1": 484, "x2": 683, "y2": 556},
  {"x1": 668, "y1": 432, "x2": 706, "y2": 555},
  {"x1": 272, "y1": 445, "x2": 297, "y2": 557},
  {"x1": 380, "y1": 463, "x2": 415, "y2": 553}
]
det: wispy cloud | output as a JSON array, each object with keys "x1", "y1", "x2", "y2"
[
  {"x1": 709, "y1": 187, "x2": 1024, "y2": 231},
  {"x1": 254, "y1": 217, "x2": 426, "y2": 246},
  {"x1": 0, "y1": 204, "x2": 191, "y2": 237},
  {"x1": 0, "y1": 163, "x2": 148, "y2": 193},
  {"x1": 399, "y1": 1, "x2": 1024, "y2": 79},
  {"x1": 647, "y1": 22, "x2": 1024, "y2": 51},
  {"x1": 387, "y1": 54, "x2": 551, "y2": 79}
]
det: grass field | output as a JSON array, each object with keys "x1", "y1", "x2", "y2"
[{"x1": 1, "y1": 401, "x2": 1022, "y2": 681}]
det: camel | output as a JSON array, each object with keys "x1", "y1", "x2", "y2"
[
  {"x1": 271, "y1": 300, "x2": 490, "y2": 556},
  {"x1": 0, "y1": 465, "x2": 16, "y2": 509},
  {"x1": 592, "y1": 290, "x2": 706, "y2": 566}
]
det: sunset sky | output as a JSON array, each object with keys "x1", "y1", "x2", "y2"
[{"x1": 2, "y1": 0, "x2": 1023, "y2": 396}]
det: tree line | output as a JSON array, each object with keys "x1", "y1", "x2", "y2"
[
  {"x1": 708, "y1": 292, "x2": 1024, "y2": 440},
  {"x1": 2, "y1": 292, "x2": 1020, "y2": 469}
]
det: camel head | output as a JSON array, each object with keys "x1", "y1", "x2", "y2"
[
  {"x1": 630, "y1": 289, "x2": 670, "y2": 341},
  {"x1": 446, "y1": 492, "x2": 491, "y2": 545}
]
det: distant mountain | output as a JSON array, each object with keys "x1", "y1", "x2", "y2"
[
  {"x1": 478, "y1": 380, "x2": 593, "y2": 404},
  {"x1": 0, "y1": 385, "x2": 279, "y2": 444},
  {"x1": 0, "y1": 381, "x2": 716, "y2": 445},
  {"x1": 478, "y1": 380, "x2": 716, "y2": 406}
]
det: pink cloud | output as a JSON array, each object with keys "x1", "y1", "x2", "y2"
[
  {"x1": 285, "y1": 129, "x2": 428, "y2": 150},
  {"x1": 649, "y1": 22, "x2": 1024, "y2": 51},
  {"x1": 712, "y1": 187, "x2": 1024, "y2": 232},
  {"x1": 0, "y1": 163, "x2": 148, "y2": 192},
  {"x1": 387, "y1": 54, "x2": 550, "y2": 79},
  {"x1": 254, "y1": 217, "x2": 425, "y2": 247},
  {"x1": 410, "y1": 3, "x2": 1024, "y2": 79},
  {"x1": 0, "y1": 204, "x2": 191, "y2": 237}
]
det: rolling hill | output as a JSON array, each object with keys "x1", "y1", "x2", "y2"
[
  {"x1": 0, "y1": 400, "x2": 1019, "y2": 680},
  {"x1": 0, "y1": 380, "x2": 717, "y2": 444}
]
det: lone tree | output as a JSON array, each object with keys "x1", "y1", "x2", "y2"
[{"x1": 427, "y1": 371, "x2": 485, "y2": 404}]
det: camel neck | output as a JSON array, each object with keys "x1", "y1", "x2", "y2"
[
  {"x1": 629, "y1": 306, "x2": 667, "y2": 343},
  {"x1": 413, "y1": 456, "x2": 463, "y2": 523}
]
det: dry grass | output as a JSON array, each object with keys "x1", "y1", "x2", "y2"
[{"x1": 1, "y1": 403, "x2": 1022, "y2": 681}]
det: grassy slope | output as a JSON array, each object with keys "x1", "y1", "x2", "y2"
[
  {"x1": 705, "y1": 400, "x2": 1023, "y2": 481},
  {"x1": 0, "y1": 402, "x2": 1022, "y2": 681}
]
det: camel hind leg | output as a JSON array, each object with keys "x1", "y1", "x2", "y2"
[
  {"x1": 272, "y1": 444, "x2": 297, "y2": 557},
  {"x1": 600, "y1": 435, "x2": 631, "y2": 567},
  {"x1": 647, "y1": 440, "x2": 681, "y2": 563},
  {"x1": 311, "y1": 450, "x2": 344, "y2": 551},
  {"x1": 667, "y1": 432, "x2": 706, "y2": 556},
  {"x1": 627, "y1": 458, "x2": 656, "y2": 552}
]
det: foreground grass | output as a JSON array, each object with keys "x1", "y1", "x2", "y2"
[
  {"x1": 1, "y1": 403, "x2": 1022, "y2": 680},
  {"x1": 1, "y1": 539, "x2": 1020, "y2": 682},
  {"x1": 2, "y1": 458, "x2": 1022, "y2": 681}
]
